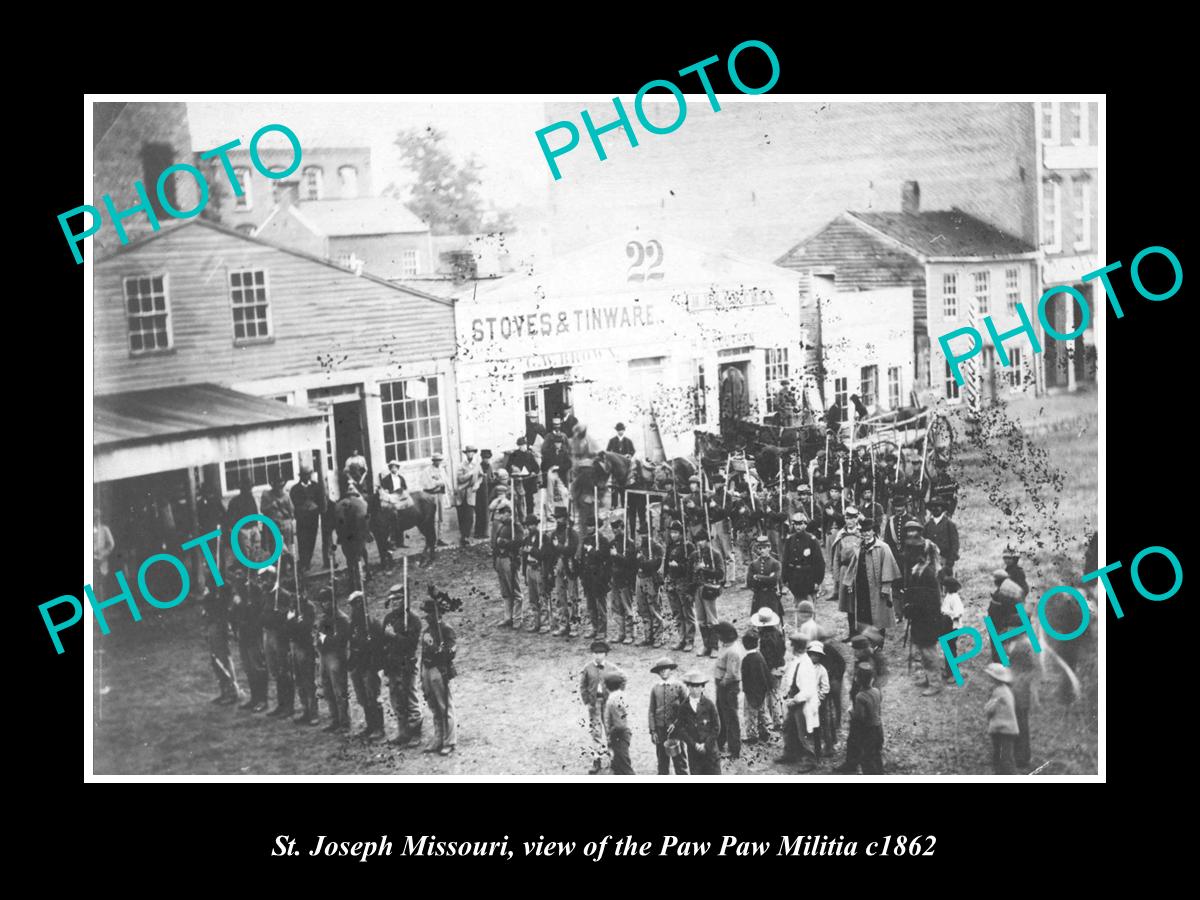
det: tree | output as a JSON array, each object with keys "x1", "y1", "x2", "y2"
[{"x1": 388, "y1": 126, "x2": 512, "y2": 235}]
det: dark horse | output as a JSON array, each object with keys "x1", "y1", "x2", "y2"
[
  {"x1": 370, "y1": 490, "x2": 441, "y2": 567},
  {"x1": 579, "y1": 452, "x2": 696, "y2": 528}
]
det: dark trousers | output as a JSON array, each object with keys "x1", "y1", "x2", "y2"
[
  {"x1": 456, "y1": 504, "x2": 475, "y2": 545},
  {"x1": 1015, "y1": 705, "x2": 1031, "y2": 769},
  {"x1": 238, "y1": 629, "x2": 269, "y2": 703},
  {"x1": 585, "y1": 584, "x2": 609, "y2": 638},
  {"x1": 297, "y1": 514, "x2": 320, "y2": 571},
  {"x1": 474, "y1": 488, "x2": 488, "y2": 538},
  {"x1": 783, "y1": 704, "x2": 817, "y2": 762},
  {"x1": 208, "y1": 623, "x2": 238, "y2": 697},
  {"x1": 609, "y1": 728, "x2": 634, "y2": 775},
  {"x1": 655, "y1": 732, "x2": 689, "y2": 775},
  {"x1": 685, "y1": 740, "x2": 721, "y2": 775},
  {"x1": 351, "y1": 667, "x2": 383, "y2": 731},
  {"x1": 291, "y1": 639, "x2": 317, "y2": 715},
  {"x1": 716, "y1": 682, "x2": 742, "y2": 757},
  {"x1": 263, "y1": 628, "x2": 294, "y2": 711},
  {"x1": 321, "y1": 651, "x2": 350, "y2": 727},
  {"x1": 387, "y1": 656, "x2": 423, "y2": 738},
  {"x1": 842, "y1": 722, "x2": 884, "y2": 774},
  {"x1": 992, "y1": 733, "x2": 1017, "y2": 774}
]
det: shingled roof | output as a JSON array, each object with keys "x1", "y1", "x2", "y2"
[{"x1": 848, "y1": 209, "x2": 1036, "y2": 259}]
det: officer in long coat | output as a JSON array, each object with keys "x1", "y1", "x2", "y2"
[{"x1": 840, "y1": 520, "x2": 902, "y2": 636}]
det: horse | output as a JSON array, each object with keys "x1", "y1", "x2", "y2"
[{"x1": 370, "y1": 490, "x2": 440, "y2": 567}]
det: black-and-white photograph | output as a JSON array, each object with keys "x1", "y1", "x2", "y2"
[{"x1": 86, "y1": 96, "x2": 1100, "y2": 777}]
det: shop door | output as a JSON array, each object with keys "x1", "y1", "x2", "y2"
[
  {"x1": 719, "y1": 361, "x2": 751, "y2": 426},
  {"x1": 333, "y1": 398, "x2": 369, "y2": 492},
  {"x1": 543, "y1": 381, "x2": 572, "y2": 429}
]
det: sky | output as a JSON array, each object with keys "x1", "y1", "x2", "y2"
[{"x1": 188, "y1": 100, "x2": 551, "y2": 215}]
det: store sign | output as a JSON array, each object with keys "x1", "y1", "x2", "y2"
[
  {"x1": 682, "y1": 285, "x2": 775, "y2": 311},
  {"x1": 468, "y1": 302, "x2": 659, "y2": 344},
  {"x1": 520, "y1": 348, "x2": 618, "y2": 369}
]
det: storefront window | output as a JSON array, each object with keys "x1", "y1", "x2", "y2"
[
  {"x1": 381, "y1": 376, "x2": 443, "y2": 462},
  {"x1": 223, "y1": 453, "x2": 295, "y2": 492},
  {"x1": 763, "y1": 348, "x2": 789, "y2": 413}
]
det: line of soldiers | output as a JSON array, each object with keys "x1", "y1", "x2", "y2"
[{"x1": 202, "y1": 554, "x2": 460, "y2": 755}]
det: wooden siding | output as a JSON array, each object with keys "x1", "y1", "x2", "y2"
[{"x1": 94, "y1": 222, "x2": 456, "y2": 395}]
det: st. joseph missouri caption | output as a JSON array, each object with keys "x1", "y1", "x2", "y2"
[{"x1": 274, "y1": 834, "x2": 935, "y2": 861}]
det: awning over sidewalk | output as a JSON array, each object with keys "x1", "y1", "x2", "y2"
[{"x1": 93, "y1": 383, "x2": 327, "y2": 482}]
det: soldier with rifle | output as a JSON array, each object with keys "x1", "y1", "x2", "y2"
[
  {"x1": 550, "y1": 506, "x2": 581, "y2": 638},
  {"x1": 317, "y1": 586, "x2": 351, "y2": 733},
  {"x1": 521, "y1": 513, "x2": 556, "y2": 633},
  {"x1": 259, "y1": 564, "x2": 295, "y2": 719},
  {"x1": 633, "y1": 514, "x2": 665, "y2": 647},
  {"x1": 382, "y1": 579, "x2": 424, "y2": 746},
  {"x1": 202, "y1": 582, "x2": 240, "y2": 705},
  {"x1": 347, "y1": 590, "x2": 386, "y2": 740},
  {"x1": 421, "y1": 589, "x2": 459, "y2": 756},
  {"x1": 230, "y1": 569, "x2": 269, "y2": 712},
  {"x1": 580, "y1": 523, "x2": 613, "y2": 642},
  {"x1": 689, "y1": 529, "x2": 725, "y2": 657},
  {"x1": 492, "y1": 504, "x2": 524, "y2": 629},
  {"x1": 781, "y1": 512, "x2": 825, "y2": 628},
  {"x1": 287, "y1": 570, "x2": 320, "y2": 726},
  {"x1": 663, "y1": 521, "x2": 696, "y2": 653}
]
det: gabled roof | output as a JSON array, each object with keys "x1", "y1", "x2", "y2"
[
  {"x1": 287, "y1": 198, "x2": 429, "y2": 237},
  {"x1": 846, "y1": 209, "x2": 1036, "y2": 260},
  {"x1": 96, "y1": 217, "x2": 454, "y2": 307}
]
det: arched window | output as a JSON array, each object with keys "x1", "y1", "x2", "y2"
[
  {"x1": 338, "y1": 165, "x2": 358, "y2": 199},
  {"x1": 302, "y1": 166, "x2": 324, "y2": 200}
]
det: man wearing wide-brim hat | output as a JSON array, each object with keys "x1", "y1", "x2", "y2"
[
  {"x1": 749, "y1": 607, "x2": 786, "y2": 729},
  {"x1": 648, "y1": 657, "x2": 688, "y2": 775},
  {"x1": 676, "y1": 669, "x2": 722, "y2": 775},
  {"x1": 422, "y1": 451, "x2": 450, "y2": 548}
]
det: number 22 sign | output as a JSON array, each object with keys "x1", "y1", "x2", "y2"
[{"x1": 626, "y1": 240, "x2": 664, "y2": 282}]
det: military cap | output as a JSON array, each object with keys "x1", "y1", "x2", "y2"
[
  {"x1": 688, "y1": 475, "x2": 702, "y2": 484},
  {"x1": 797, "y1": 483, "x2": 812, "y2": 493},
  {"x1": 386, "y1": 583, "x2": 405, "y2": 596},
  {"x1": 1002, "y1": 546, "x2": 1020, "y2": 559},
  {"x1": 516, "y1": 436, "x2": 528, "y2": 445},
  {"x1": 902, "y1": 518, "x2": 924, "y2": 533},
  {"x1": 611, "y1": 515, "x2": 625, "y2": 528},
  {"x1": 347, "y1": 590, "x2": 366, "y2": 606},
  {"x1": 480, "y1": 449, "x2": 493, "y2": 459},
  {"x1": 494, "y1": 483, "x2": 510, "y2": 494},
  {"x1": 844, "y1": 505, "x2": 860, "y2": 518},
  {"x1": 855, "y1": 661, "x2": 875, "y2": 677},
  {"x1": 315, "y1": 587, "x2": 333, "y2": 605},
  {"x1": 650, "y1": 656, "x2": 678, "y2": 674},
  {"x1": 668, "y1": 520, "x2": 683, "y2": 532},
  {"x1": 554, "y1": 505, "x2": 570, "y2": 519},
  {"x1": 927, "y1": 497, "x2": 947, "y2": 510},
  {"x1": 694, "y1": 529, "x2": 710, "y2": 541},
  {"x1": 590, "y1": 639, "x2": 611, "y2": 653},
  {"x1": 755, "y1": 534, "x2": 772, "y2": 544}
]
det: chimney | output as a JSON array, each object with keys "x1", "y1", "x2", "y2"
[{"x1": 901, "y1": 180, "x2": 920, "y2": 215}]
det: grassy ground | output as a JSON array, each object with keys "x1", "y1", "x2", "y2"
[{"x1": 93, "y1": 390, "x2": 1098, "y2": 776}]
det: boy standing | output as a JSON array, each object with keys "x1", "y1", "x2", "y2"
[
  {"x1": 983, "y1": 662, "x2": 1019, "y2": 774},
  {"x1": 604, "y1": 670, "x2": 634, "y2": 775},
  {"x1": 677, "y1": 670, "x2": 722, "y2": 775},
  {"x1": 648, "y1": 657, "x2": 688, "y2": 775},
  {"x1": 740, "y1": 629, "x2": 772, "y2": 744},
  {"x1": 712, "y1": 621, "x2": 742, "y2": 759},
  {"x1": 579, "y1": 640, "x2": 612, "y2": 774},
  {"x1": 834, "y1": 663, "x2": 884, "y2": 774}
]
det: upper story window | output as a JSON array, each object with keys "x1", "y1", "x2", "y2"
[
  {"x1": 1042, "y1": 178, "x2": 1062, "y2": 254},
  {"x1": 401, "y1": 249, "x2": 419, "y2": 277},
  {"x1": 1040, "y1": 102, "x2": 1058, "y2": 142},
  {"x1": 833, "y1": 377, "x2": 849, "y2": 422},
  {"x1": 338, "y1": 165, "x2": 359, "y2": 199},
  {"x1": 973, "y1": 270, "x2": 991, "y2": 315},
  {"x1": 942, "y1": 272, "x2": 958, "y2": 319},
  {"x1": 302, "y1": 166, "x2": 324, "y2": 201},
  {"x1": 124, "y1": 274, "x2": 172, "y2": 354},
  {"x1": 233, "y1": 167, "x2": 252, "y2": 209},
  {"x1": 764, "y1": 347, "x2": 789, "y2": 413},
  {"x1": 887, "y1": 366, "x2": 902, "y2": 410},
  {"x1": 229, "y1": 269, "x2": 272, "y2": 342},
  {"x1": 1062, "y1": 102, "x2": 1083, "y2": 145},
  {"x1": 1072, "y1": 176, "x2": 1092, "y2": 251}
]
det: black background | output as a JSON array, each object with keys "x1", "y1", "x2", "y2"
[{"x1": 22, "y1": 24, "x2": 1187, "y2": 881}]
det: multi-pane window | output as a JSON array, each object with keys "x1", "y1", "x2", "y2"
[
  {"x1": 763, "y1": 347, "x2": 789, "y2": 413},
  {"x1": 1072, "y1": 177, "x2": 1091, "y2": 250},
  {"x1": 942, "y1": 273, "x2": 958, "y2": 319},
  {"x1": 887, "y1": 366, "x2": 902, "y2": 410},
  {"x1": 1042, "y1": 179, "x2": 1061, "y2": 253},
  {"x1": 381, "y1": 377, "x2": 443, "y2": 462},
  {"x1": 1005, "y1": 267, "x2": 1021, "y2": 314},
  {"x1": 233, "y1": 167, "x2": 252, "y2": 209},
  {"x1": 944, "y1": 360, "x2": 961, "y2": 401},
  {"x1": 124, "y1": 274, "x2": 171, "y2": 354},
  {"x1": 1063, "y1": 102, "x2": 1082, "y2": 143},
  {"x1": 973, "y1": 270, "x2": 991, "y2": 315},
  {"x1": 401, "y1": 249, "x2": 419, "y2": 277},
  {"x1": 523, "y1": 390, "x2": 540, "y2": 423},
  {"x1": 692, "y1": 360, "x2": 708, "y2": 425},
  {"x1": 338, "y1": 166, "x2": 359, "y2": 199},
  {"x1": 302, "y1": 166, "x2": 324, "y2": 200},
  {"x1": 1040, "y1": 102, "x2": 1056, "y2": 141},
  {"x1": 230, "y1": 269, "x2": 271, "y2": 341},
  {"x1": 223, "y1": 452, "x2": 294, "y2": 492},
  {"x1": 859, "y1": 365, "x2": 878, "y2": 411},
  {"x1": 833, "y1": 377, "x2": 848, "y2": 422},
  {"x1": 1008, "y1": 347, "x2": 1025, "y2": 389}
]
